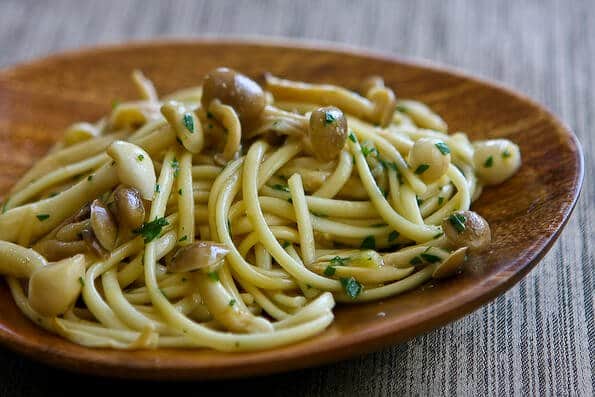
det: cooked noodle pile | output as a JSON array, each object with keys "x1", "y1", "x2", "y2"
[{"x1": 0, "y1": 68, "x2": 521, "y2": 351}]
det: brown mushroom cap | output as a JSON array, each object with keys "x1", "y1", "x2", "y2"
[
  {"x1": 113, "y1": 185, "x2": 145, "y2": 230},
  {"x1": 201, "y1": 67, "x2": 266, "y2": 123},
  {"x1": 442, "y1": 210, "x2": 491, "y2": 253},
  {"x1": 168, "y1": 241, "x2": 230, "y2": 273},
  {"x1": 90, "y1": 199, "x2": 118, "y2": 251},
  {"x1": 308, "y1": 106, "x2": 348, "y2": 161}
]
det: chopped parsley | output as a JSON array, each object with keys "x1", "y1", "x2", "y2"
[
  {"x1": 502, "y1": 150, "x2": 511, "y2": 159},
  {"x1": 371, "y1": 222, "x2": 388, "y2": 227},
  {"x1": 207, "y1": 271, "x2": 220, "y2": 282},
  {"x1": 340, "y1": 277, "x2": 362, "y2": 299},
  {"x1": 438, "y1": 196, "x2": 444, "y2": 205},
  {"x1": 409, "y1": 256, "x2": 423, "y2": 266},
  {"x1": 134, "y1": 217, "x2": 169, "y2": 242},
  {"x1": 137, "y1": 154, "x2": 144, "y2": 161},
  {"x1": 348, "y1": 131, "x2": 356, "y2": 142},
  {"x1": 171, "y1": 158, "x2": 180, "y2": 177},
  {"x1": 388, "y1": 230, "x2": 400, "y2": 242},
  {"x1": 48, "y1": 192, "x2": 60, "y2": 198},
  {"x1": 324, "y1": 111, "x2": 337, "y2": 125},
  {"x1": 176, "y1": 137, "x2": 183, "y2": 145},
  {"x1": 155, "y1": 184, "x2": 160, "y2": 193},
  {"x1": 36, "y1": 214, "x2": 50, "y2": 221},
  {"x1": 396, "y1": 104, "x2": 407, "y2": 112},
  {"x1": 229, "y1": 299, "x2": 236, "y2": 307},
  {"x1": 361, "y1": 145, "x2": 378, "y2": 158},
  {"x1": 330, "y1": 256, "x2": 349, "y2": 266},
  {"x1": 179, "y1": 235, "x2": 188, "y2": 242},
  {"x1": 87, "y1": 175, "x2": 93, "y2": 182},
  {"x1": 272, "y1": 184, "x2": 289, "y2": 192},
  {"x1": 324, "y1": 265, "x2": 336, "y2": 276},
  {"x1": 435, "y1": 142, "x2": 450, "y2": 155},
  {"x1": 78, "y1": 277, "x2": 85, "y2": 287},
  {"x1": 287, "y1": 198, "x2": 293, "y2": 203},
  {"x1": 420, "y1": 253, "x2": 442, "y2": 263},
  {"x1": 360, "y1": 235, "x2": 376, "y2": 250},
  {"x1": 484, "y1": 156, "x2": 494, "y2": 168},
  {"x1": 414, "y1": 164, "x2": 430, "y2": 175},
  {"x1": 281, "y1": 241, "x2": 291, "y2": 248},
  {"x1": 448, "y1": 213, "x2": 467, "y2": 233},
  {"x1": 178, "y1": 188, "x2": 183, "y2": 195},
  {"x1": 160, "y1": 289, "x2": 168, "y2": 298},
  {"x1": 182, "y1": 112, "x2": 194, "y2": 133},
  {"x1": 206, "y1": 111, "x2": 214, "y2": 119}
]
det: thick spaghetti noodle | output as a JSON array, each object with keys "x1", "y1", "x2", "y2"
[{"x1": 0, "y1": 68, "x2": 521, "y2": 351}]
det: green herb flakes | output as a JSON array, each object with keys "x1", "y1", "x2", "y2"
[
  {"x1": 171, "y1": 158, "x2": 180, "y2": 177},
  {"x1": 340, "y1": 277, "x2": 362, "y2": 299},
  {"x1": 502, "y1": 150, "x2": 511, "y2": 159},
  {"x1": 360, "y1": 235, "x2": 376, "y2": 249},
  {"x1": 36, "y1": 214, "x2": 50, "y2": 221},
  {"x1": 414, "y1": 164, "x2": 430, "y2": 175},
  {"x1": 207, "y1": 271, "x2": 220, "y2": 282},
  {"x1": 229, "y1": 299, "x2": 236, "y2": 307},
  {"x1": 421, "y1": 253, "x2": 441, "y2": 263},
  {"x1": 348, "y1": 132, "x2": 356, "y2": 142},
  {"x1": 330, "y1": 256, "x2": 349, "y2": 266},
  {"x1": 388, "y1": 230, "x2": 400, "y2": 242},
  {"x1": 78, "y1": 277, "x2": 85, "y2": 287},
  {"x1": 179, "y1": 235, "x2": 188, "y2": 242},
  {"x1": 435, "y1": 142, "x2": 451, "y2": 155},
  {"x1": 409, "y1": 256, "x2": 423, "y2": 266},
  {"x1": 438, "y1": 196, "x2": 444, "y2": 205},
  {"x1": 484, "y1": 156, "x2": 494, "y2": 168},
  {"x1": 134, "y1": 217, "x2": 169, "y2": 243},
  {"x1": 324, "y1": 111, "x2": 336, "y2": 125},
  {"x1": 137, "y1": 154, "x2": 144, "y2": 161},
  {"x1": 448, "y1": 213, "x2": 467, "y2": 233},
  {"x1": 182, "y1": 112, "x2": 194, "y2": 133},
  {"x1": 272, "y1": 184, "x2": 289, "y2": 192},
  {"x1": 324, "y1": 266, "x2": 336, "y2": 276}
]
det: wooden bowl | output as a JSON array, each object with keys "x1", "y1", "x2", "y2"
[{"x1": 0, "y1": 39, "x2": 583, "y2": 380}]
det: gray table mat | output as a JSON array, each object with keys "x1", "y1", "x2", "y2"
[{"x1": 0, "y1": 0, "x2": 592, "y2": 395}]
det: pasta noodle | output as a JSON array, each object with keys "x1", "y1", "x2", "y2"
[{"x1": 0, "y1": 67, "x2": 521, "y2": 351}]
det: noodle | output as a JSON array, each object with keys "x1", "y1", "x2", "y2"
[{"x1": 0, "y1": 67, "x2": 521, "y2": 351}]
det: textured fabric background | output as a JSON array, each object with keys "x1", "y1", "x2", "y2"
[{"x1": 0, "y1": 0, "x2": 592, "y2": 395}]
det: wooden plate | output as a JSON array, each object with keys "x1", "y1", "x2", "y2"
[{"x1": 0, "y1": 39, "x2": 584, "y2": 380}]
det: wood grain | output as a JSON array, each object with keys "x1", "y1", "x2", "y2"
[{"x1": 0, "y1": 39, "x2": 583, "y2": 380}]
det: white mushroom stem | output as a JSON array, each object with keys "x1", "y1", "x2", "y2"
[
  {"x1": 28, "y1": 254, "x2": 86, "y2": 317},
  {"x1": 194, "y1": 271, "x2": 274, "y2": 334},
  {"x1": 161, "y1": 101, "x2": 204, "y2": 153},
  {"x1": 0, "y1": 241, "x2": 47, "y2": 278},
  {"x1": 107, "y1": 140, "x2": 156, "y2": 200}
]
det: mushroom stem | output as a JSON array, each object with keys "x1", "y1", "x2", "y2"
[{"x1": 0, "y1": 241, "x2": 47, "y2": 278}]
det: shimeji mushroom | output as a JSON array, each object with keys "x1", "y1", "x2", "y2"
[
  {"x1": 201, "y1": 67, "x2": 266, "y2": 125},
  {"x1": 106, "y1": 140, "x2": 156, "y2": 200},
  {"x1": 28, "y1": 254, "x2": 86, "y2": 317},
  {"x1": 473, "y1": 139, "x2": 521, "y2": 185},
  {"x1": 0, "y1": 241, "x2": 85, "y2": 317},
  {"x1": 407, "y1": 138, "x2": 451, "y2": 183},
  {"x1": 442, "y1": 210, "x2": 491, "y2": 254},
  {"x1": 112, "y1": 185, "x2": 145, "y2": 231},
  {"x1": 168, "y1": 241, "x2": 273, "y2": 333}
]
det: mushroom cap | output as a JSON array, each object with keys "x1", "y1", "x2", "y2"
[
  {"x1": 113, "y1": 185, "x2": 145, "y2": 230},
  {"x1": 308, "y1": 106, "x2": 348, "y2": 161},
  {"x1": 28, "y1": 254, "x2": 86, "y2": 317},
  {"x1": 442, "y1": 210, "x2": 491, "y2": 253},
  {"x1": 168, "y1": 241, "x2": 230, "y2": 273},
  {"x1": 432, "y1": 247, "x2": 468, "y2": 279},
  {"x1": 201, "y1": 67, "x2": 266, "y2": 123}
]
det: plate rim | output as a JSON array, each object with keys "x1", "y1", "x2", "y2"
[{"x1": 0, "y1": 37, "x2": 585, "y2": 380}]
